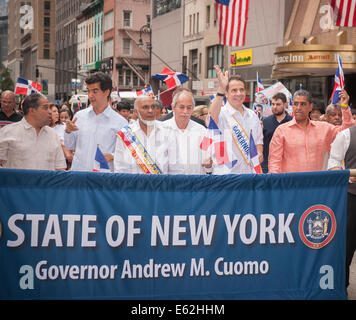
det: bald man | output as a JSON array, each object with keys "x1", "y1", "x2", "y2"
[{"x1": 0, "y1": 90, "x2": 22, "y2": 128}]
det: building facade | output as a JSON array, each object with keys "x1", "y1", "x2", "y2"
[
  {"x1": 0, "y1": 0, "x2": 8, "y2": 66},
  {"x1": 272, "y1": 0, "x2": 356, "y2": 108},
  {"x1": 8, "y1": 0, "x2": 56, "y2": 100},
  {"x1": 56, "y1": 0, "x2": 91, "y2": 101}
]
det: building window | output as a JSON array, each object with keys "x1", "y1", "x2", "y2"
[
  {"x1": 153, "y1": 0, "x2": 181, "y2": 18},
  {"x1": 123, "y1": 11, "x2": 132, "y2": 28},
  {"x1": 43, "y1": 49, "x2": 50, "y2": 59},
  {"x1": 44, "y1": 17, "x2": 50, "y2": 28},
  {"x1": 44, "y1": 1, "x2": 50, "y2": 11},
  {"x1": 207, "y1": 45, "x2": 224, "y2": 78},
  {"x1": 44, "y1": 33, "x2": 50, "y2": 44},
  {"x1": 146, "y1": 15, "x2": 151, "y2": 26},
  {"x1": 103, "y1": 39, "x2": 113, "y2": 59},
  {"x1": 104, "y1": 10, "x2": 114, "y2": 32},
  {"x1": 206, "y1": 5, "x2": 210, "y2": 28},
  {"x1": 123, "y1": 38, "x2": 131, "y2": 56}
]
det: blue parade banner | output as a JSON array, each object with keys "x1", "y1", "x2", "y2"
[{"x1": 0, "y1": 169, "x2": 349, "y2": 300}]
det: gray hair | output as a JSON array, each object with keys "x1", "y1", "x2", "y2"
[
  {"x1": 172, "y1": 90, "x2": 195, "y2": 108},
  {"x1": 293, "y1": 90, "x2": 313, "y2": 103},
  {"x1": 134, "y1": 95, "x2": 154, "y2": 109},
  {"x1": 325, "y1": 103, "x2": 341, "y2": 115}
]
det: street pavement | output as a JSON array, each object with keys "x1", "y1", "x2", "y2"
[{"x1": 348, "y1": 254, "x2": 356, "y2": 300}]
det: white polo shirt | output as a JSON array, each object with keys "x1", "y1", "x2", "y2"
[{"x1": 213, "y1": 102, "x2": 263, "y2": 174}]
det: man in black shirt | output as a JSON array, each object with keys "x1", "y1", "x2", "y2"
[
  {"x1": 261, "y1": 92, "x2": 292, "y2": 173},
  {"x1": 0, "y1": 90, "x2": 23, "y2": 128}
]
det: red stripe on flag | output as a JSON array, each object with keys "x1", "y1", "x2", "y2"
[
  {"x1": 229, "y1": 0, "x2": 237, "y2": 47},
  {"x1": 200, "y1": 137, "x2": 213, "y2": 151},
  {"x1": 242, "y1": 0, "x2": 249, "y2": 45},
  {"x1": 344, "y1": 0, "x2": 352, "y2": 25},
  {"x1": 214, "y1": 141, "x2": 230, "y2": 165},
  {"x1": 223, "y1": 5, "x2": 229, "y2": 46},
  {"x1": 336, "y1": 0, "x2": 345, "y2": 25}
]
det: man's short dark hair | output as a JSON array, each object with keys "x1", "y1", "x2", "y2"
[
  {"x1": 293, "y1": 89, "x2": 313, "y2": 103},
  {"x1": 85, "y1": 72, "x2": 112, "y2": 99},
  {"x1": 22, "y1": 93, "x2": 43, "y2": 115},
  {"x1": 117, "y1": 101, "x2": 131, "y2": 111},
  {"x1": 227, "y1": 75, "x2": 246, "y2": 91},
  {"x1": 272, "y1": 92, "x2": 287, "y2": 104}
]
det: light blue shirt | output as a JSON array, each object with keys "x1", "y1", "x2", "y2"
[{"x1": 64, "y1": 105, "x2": 127, "y2": 171}]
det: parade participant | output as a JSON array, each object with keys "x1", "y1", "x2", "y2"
[
  {"x1": 325, "y1": 103, "x2": 342, "y2": 126},
  {"x1": 64, "y1": 72, "x2": 127, "y2": 172},
  {"x1": 158, "y1": 87, "x2": 206, "y2": 127},
  {"x1": 209, "y1": 65, "x2": 263, "y2": 174},
  {"x1": 328, "y1": 127, "x2": 356, "y2": 289},
  {"x1": 261, "y1": 92, "x2": 292, "y2": 173},
  {"x1": 0, "y1": 90, "x2": 22, "y2": 128},
  {"x1": 192, "y1": 105, "x2": 209, "y2": 125},
  {"x1": 117, "y1": 101, "x2": 131, "y2": 121},
  {"x1": 269, "y1": 89, "x2": 354, "y2": 173},
  {"x1": 164, "y1": 89, "x2": 212, "y2": 174},
  {"x1": 309, "y1": 104, "x2": 324, "y2": 121},
  {"x1": 0, "y1": 93, "x2": 66, "y2": 170},
  {"x1": 114, "y1": 95, "x2": 168, "y2": 174}
]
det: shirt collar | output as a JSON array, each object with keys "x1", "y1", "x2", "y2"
[
  {"x1": 89, "y1": 104, "x2": 113, "y2": 118},
  {"x1": 225, "y1": 101, "x2": 249, "y2": 118},
  {"x1": 287, "y1": 117, "x2": 316, "y2": 127}
]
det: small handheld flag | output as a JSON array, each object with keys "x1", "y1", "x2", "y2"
[
  {"x1": 136, "y1": 85, "x2": 154, "y2": 97},
  {"x1": 250, "y1": 131, "x2": 262, "y2": 174},
  {"x1": 93, "y1": 146, "x2": 110, "y2": 172},
  {"x1": 256, "y1": 74, "x2": 264, "y2": 93},
  {"x1": 330, "y1": 55, "x2": 345, "y2": 104}
]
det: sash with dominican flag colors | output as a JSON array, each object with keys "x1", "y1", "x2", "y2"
[
  {"x1": 93, "y1": 146, "x2": 110, "y2": 172},
  {"x1": 330, "y1": 55, "x2": 345, "y2": 104},
  {"x1": 117, "y1": 126, "x2": 163, "y2": 174}
]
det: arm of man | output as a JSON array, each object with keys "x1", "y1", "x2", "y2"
[
  {"x1": 0, "y1": 127, "x2": 9, "y2": 168},
  {"x1": 209, "y1": 65, "x2": 228, "y2": 124},
  {"x1": 114, "y1": 134, "x2": 130, "y2": 173},
  {"x1": 55, "y1": 136, "x2": 67, "y2": 171},
  {"x1": 339, "y1": 89, "x2": 355, "y2": 129},
  {"x1": 268, "y1": 127, "x2": 284, "y2": 173},
  {"x1": 328, "y1": 129, "x2": 349, "y2": 171},
  {"x1": 64, "y1": 118, "x2": 79, "y2": 150}
]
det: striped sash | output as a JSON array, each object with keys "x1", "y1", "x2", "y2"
[
  {"x1": 230, "y1": 115, "x2": 250, "y2": 166},
  {"x1": 117, "y1": 126, "x2": 163, "y2": 174}
]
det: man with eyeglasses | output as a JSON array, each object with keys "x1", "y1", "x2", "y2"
[
  {"x1": 0, "y1": 93, "x2": 66, "y2": 170},
  {"x1": 268, "y1": 89, "x2": 354, "y2": 173}
]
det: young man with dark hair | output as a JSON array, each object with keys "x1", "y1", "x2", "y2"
[
  {"x1": 0, "y1": 93, "x2": 66, "y2": 170},
  {"x1": 261, "y1": 92, "x2": 292, "y2": 173},
  {"x1": 64, "y1": 72, "x2": 127, "y2": 171},
  {"x1": 117, "y1": 101, "x2": 131, "y2": 121}
]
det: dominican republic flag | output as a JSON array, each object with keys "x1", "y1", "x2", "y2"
[
  {"x1": 215, "y1": 0, "x2": 249, "y2": 47},
  {"x1": 14, "y1": 77, "x2": 42, "y2": 95},
  {"x1": 93, "y1": 146, "x2": 110, "y2": 172},
  {"x1": 136, "y1": 85, "x2": 154, "y2": 97},
  {"x1": 249, "y1": 132, "x2": 262, "y2": 174},
  {"x1": 330, "y1": 55, "x2": 345, "y2": 104},
  {"x1": 200, "y1": 116, "x2": 237, "y2": 169},
  {"x1": 331, "y1": 0, "x2": 356, "y2": 27},
  {"x1": 152, "y1": 67, "x2": 189, "y2": 90},
  {"x1": 256, "y1": 74, "x2": 264, "y2": 93}
]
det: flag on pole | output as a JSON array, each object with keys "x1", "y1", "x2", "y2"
[
  {"x1": 136, "y1": 85, "x2": 154, "y2": 97},
  {"x1": 152, "y1": 67, "x2": 189, "y2": 90},
  {"x1": 249, "y1": 131, "x2": 262, "y2": 174},
  {"x1": 330, "y1": 0, "x2": 356, "y2": 27},
  {"x1": 93, "y1": 146, "x2": 110, "y2": 172},
  {"x1": 330, "y1": 55, "x2": 345, "y2": 104},
  {"x1": 117, "y1": 87, "x2": 121, "y2": 102},
  {"x1": 14, "y1": 77, "x2": 43, "y2": 95},
  {"x1": 215, "y1": 0, "x2": 249, "y2": 47},
  {"x1": 256, "y1": 73, "x2": 264, "y2": 93}
]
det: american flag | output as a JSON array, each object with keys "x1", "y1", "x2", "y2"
[
  {"x1": 331, "y1": 0, "x2": 356, "y2": 27},
  {"x1": 215, "y1": 0, "x2": 249, "y2": 47}
]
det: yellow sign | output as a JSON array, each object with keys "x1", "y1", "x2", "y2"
[{"x1": 230, "y1": 49, "x2": 253, "y2": 67}]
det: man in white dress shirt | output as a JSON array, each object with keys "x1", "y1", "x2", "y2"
[
  {"x1": 64, "y1": 72, "x2": 127, "y2": 171},
  {"x1": 114, "y1": 95, "x2": 168, "y2": 174},
  {"x1": 209, "y1": 65, "x2": 263, "y2": 174},
  {"x1": 164, "y1": 89, "x2": 212, "y2": 175}
]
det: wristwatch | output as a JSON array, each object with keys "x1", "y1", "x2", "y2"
[{"x1": 216, "y1": 92, "x2": 225, "y2": 97}]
